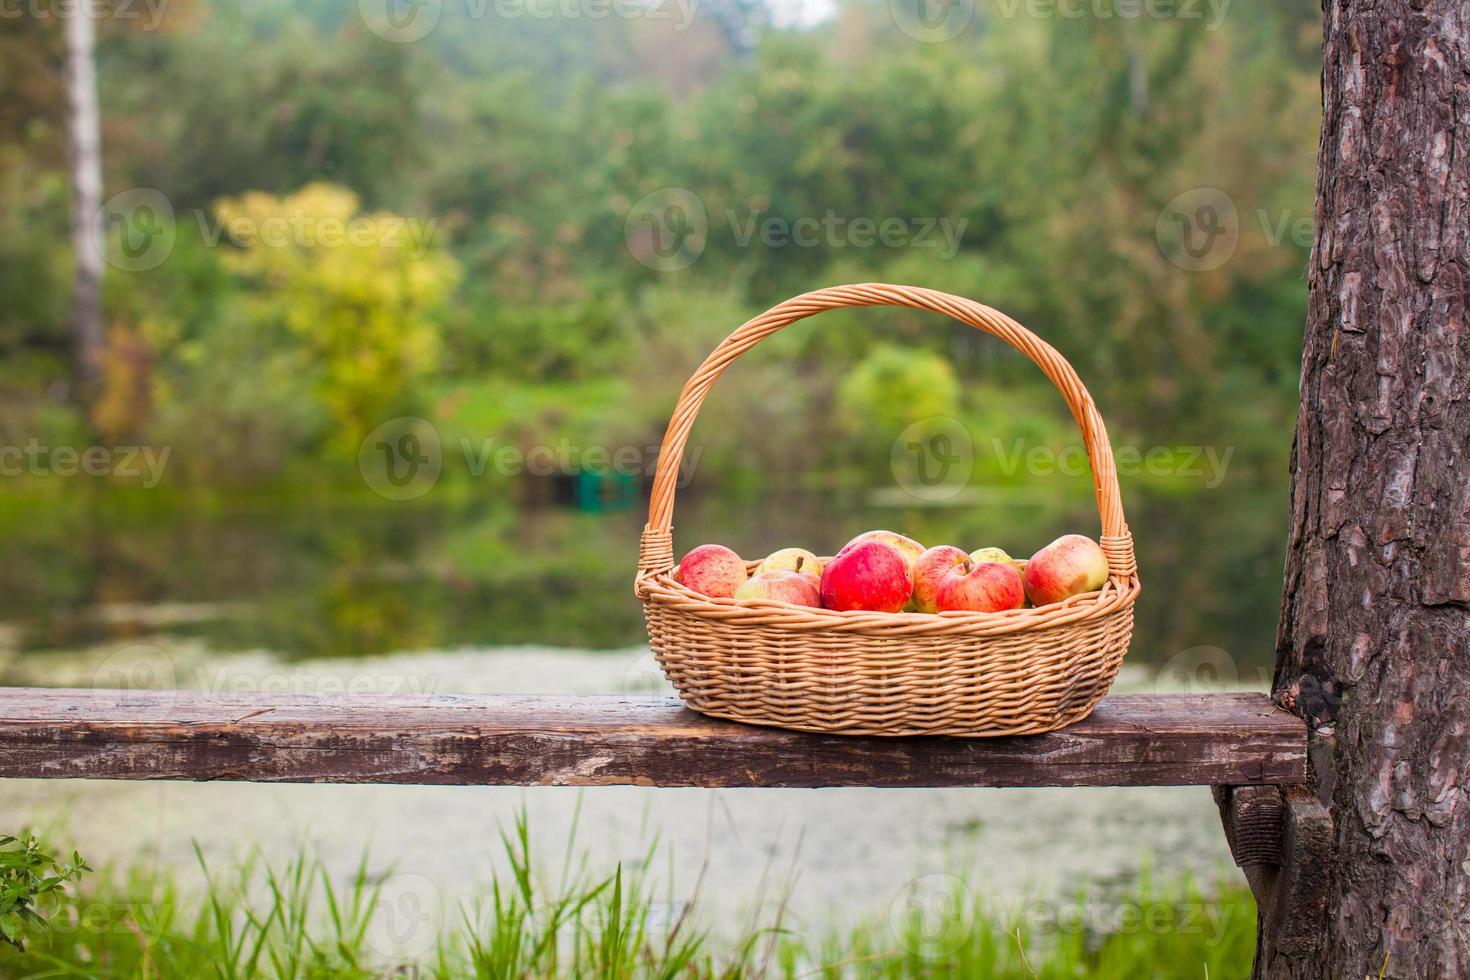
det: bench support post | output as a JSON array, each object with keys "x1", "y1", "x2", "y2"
[{"x1": 1213, "y1": 783, "x2": 1331, "y2": 972}]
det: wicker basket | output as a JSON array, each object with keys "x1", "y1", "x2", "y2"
[{"x1": 634, "y1": 283, "x2": 1140, "y2": 737}]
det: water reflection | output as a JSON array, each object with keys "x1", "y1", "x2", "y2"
[{"x1": 0, "y1": 483, "x2": 1286, "y2": 675}]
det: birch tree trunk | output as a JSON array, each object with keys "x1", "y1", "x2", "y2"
[
  {"x1": 64, "y1": 5, "x2": 104, "y2": 404},
  {"x1": 1267, "y1": 0, "x2": 1470, "y2": 976}
]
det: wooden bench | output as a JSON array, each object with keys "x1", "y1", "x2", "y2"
[
  {"x1": 0, "y1": 688, "x2": 1302, "y2": 787},
  {"x1": 0, "y1": 686, "x2": 1323, "y2": 948}
]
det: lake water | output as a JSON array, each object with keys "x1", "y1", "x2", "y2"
[
  {"x1": 0, "y1": 482, "x2": 1287, "y2": 677},
  {"x1": 0, "y1": 482, "x2": 1284, "y2": 950}
]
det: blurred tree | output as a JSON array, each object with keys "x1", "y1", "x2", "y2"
[
  {"x1": 838, "y1": 344, "x2": 959, "y2": 444},
  {"x1": 1, "y1": 0, "x2": 203, "y2": 418},
  {"x1": 107, "y1": 12, "x2": 428, "y2": 211},
  {"x1": 89, "y1": 326, "x2": 153, "y2": 442},
  {"x1": 63, "y1": 3, "x2": 103, "y2": 406},
  {"x1": 0, "y1": 161, "x2": 71, "y2": 396},
  {"x1": 214, "y1": 184, "x2": 459, "y2": 449},
  {"x1": 0, "y1": 16, "x2": 64, "y2": 163},
  {"x1": 0, "y1": 0, "x2": 1323, "y2": 487}
]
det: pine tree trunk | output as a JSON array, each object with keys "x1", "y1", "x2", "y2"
[
  {"x1": 1267, "y1": 1, "x2": 1470, "y2": 977},
  {"x1": 64, "y1": 4, "x2": 104, "y2": 405}
]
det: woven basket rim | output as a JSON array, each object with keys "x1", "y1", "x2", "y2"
[{"x1": 639, "y1": 568, "x2": 1140, "y2": 637}]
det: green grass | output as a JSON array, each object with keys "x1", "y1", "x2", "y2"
[{"x1": 1, "y1": 813, "x2": 1256, "y2": 979}]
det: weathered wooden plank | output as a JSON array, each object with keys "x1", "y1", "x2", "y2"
[{"x1": 0, "y1": 689, "x2": 1306, "y2": 788}]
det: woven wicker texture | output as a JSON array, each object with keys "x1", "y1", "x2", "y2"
[{"x1": 635, "y1": 283, "x2": 1141, "y2": 737}]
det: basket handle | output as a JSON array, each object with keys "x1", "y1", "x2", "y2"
[{"x1": 637, "y1": 283, "x2": 1136, "y2": 586}]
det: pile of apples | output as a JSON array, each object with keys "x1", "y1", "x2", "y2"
[{"x1": 673, "y1": 530, "x2": 1109, "y2": 613}]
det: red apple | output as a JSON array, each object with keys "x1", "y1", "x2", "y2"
[
  {"x1": 838, "y1": 530, "x2": 925, "y2": 572},
  {"x1": 756, "y1": 547, "x2": 823, "y2": 581},
  {"x1": 1022, "y1": 534, "x2": 1109, "y2": 606},
  {"x1": 911, "y1": 545, "x2": 970, "y2": 614},
  {"x1": 735, "y1": 569, "x2": 821, "y2": 607},
  {"x1": 674, "y1": 544, "x2": 747, "y2": 598},
  {"x1": 936, "y1": 560, "x2": 1025, "y2": 613},
  {"x1": 819, "y1": 540, "x2": 913, "y2": 612}
]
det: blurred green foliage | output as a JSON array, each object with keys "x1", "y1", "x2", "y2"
[
  {"x1": 214, "y1": 184, "x2": 460, "y2": 450},
  {"x1": 0, "y1": 0, "x2": 1319, "y2": 491}
]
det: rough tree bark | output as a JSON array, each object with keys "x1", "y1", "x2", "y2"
[
  {"x1": 63, "y1": 4, "x2": 104, "y2": 404},
  {"x1": 1269, "y1": 1, "x2": 1470, "y2": 977}
]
